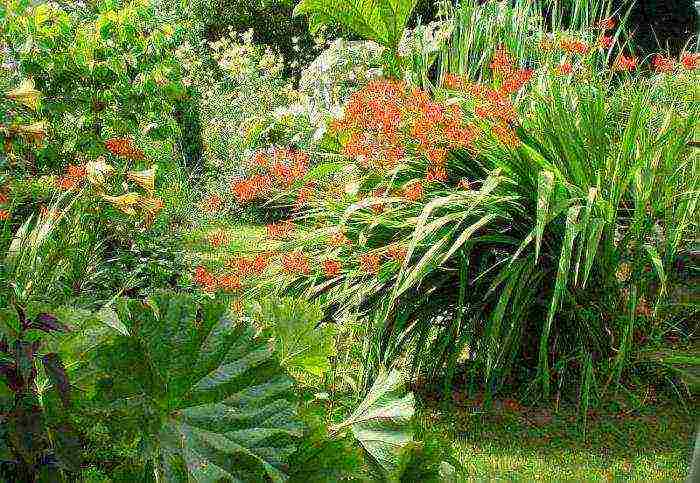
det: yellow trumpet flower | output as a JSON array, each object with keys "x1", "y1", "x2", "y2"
[
  {"x1": 86, "y1": 157, "x2": 115, "y2": 185},
  {"x1": 139, "y1": 196, "x2": 164, "y2": 226},
  {"x1": 6, "y1": 78, "x2": 41, "y2": 111},
  {"x1": 101, "y1": 192, "x2": 140, "y2": 216},
  {"x1": 127, "y1": 164, "x2": 157, "y2": 193}
]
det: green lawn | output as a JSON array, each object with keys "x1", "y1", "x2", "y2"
[{"x1": 415, "y1": 401, "x2": 697, "y2": 481}]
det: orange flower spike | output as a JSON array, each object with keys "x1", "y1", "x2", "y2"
[
  {"x1": 0, "y1": 209, "x2": 9, "y2": 221},
  {"x1": 613, "y1": 54, "x2": 637, "y2": 71},
  {"x1": 0, "y1": 193, "x2": 8, "y2": 204},
  {"x1": 386, "y1": 246, "x2": 407, "y2": 262},
  {"x1": 560, "y1": 39, "x2": 589, "y2": 55},
  {"x1": 208, "y1": 231, "x2": 229, "y2": 248},
  {"x1": 281, "y1": 251, "x2": 311, "y2": 275},
  {"x1": 599, "y1": 35, "x2": 614, "y2": 49},
  {"x1": 253, "y1": 150, "x2": 269, "y2": 168},
  {"x1": 329, "y1": 230, "x2": 351, "y2": 247},
  {"x1": 596, "y1": 17, "x2": 616, "y2": 30},
  {"x1": 66, "y1": 164, "x2": 87, "y2": 179},
  {"x1": 426, "y1": 166, "x2": 448, "y2": 183},
  {"x1": 203, "y1": 194, "x2": 223, "y2": 212},
  {"x1": 556, "y1": 63, "x2": 574, "y2": 75},
  {"x1": 57, "y1": 176, "x2": 78, "y2": 191},
  {"x1": 322, "y1": 259, "x2": 342, "y2": 277}
]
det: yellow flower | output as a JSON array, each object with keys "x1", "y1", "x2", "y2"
[
  {"x1": 12, "y1": 121, "x2": 48, "y2": 144},
  {"x1": 6, "y1": 78, "x2": 41, "y2": 111},
  {"x1": 86, "y1": 157, "x2": 115, "y2": 185},
  {"x1": 139, "y1": 196, "x2": 164, "y2": 225},
  {"x1": 127, "y1": 164, "x2": 157, "y2": 193},
  {"x1": 101, "y1": 192, "x2": 140, "y2": 216}
]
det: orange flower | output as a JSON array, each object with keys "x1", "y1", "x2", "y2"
[
  {"x1": 322, "y1": 259, "x2": 342, "y2": 277},
  {"x1": 217, "y1": 274, "x2": 242, "y2": 292},
  {"x1": 0, "y1": 209, "x2": 9, "y2": 221},
  {"x1": 281, "y1": 251, "x2": 311, "y2": 275},
  {"x1": 329, "y1": 230, "x2": 351, "y2": 247},
  {"x1": 0, "y1": 192, "x2": 8, "y2": 204},
  {"x1": 599, "y1": 35, "x2": 613, "y2": 49},
  {"x1": 207, "y1": 231, "x2": 229, "y2": 248},
  {"x1": 426, "y1": 166, "x2": 448, "y2": 182},
  {"x1": 253, "y1": 150, "x2": 269, "y2": 167},
  {"x1": 193, "y1": 266, "x2": 218, "y2": 292},
  {"x1": 359, "y1": 253, "x2": 381, "y2": 274},
  {"x1": 613, "y1": 54, "x2": 637, "y2": 71},
  {"x1": 493, "y1": 123, "x2": 521, "y2": 148},
  {"x1": 295, "y1": 183, "x2": 315, "y2": 210},
  {"x1": 556, "y1": 63, "x2": 573, "y2": 75},
  {"x1": 105, "y1": 137, "x2": 145, "y2": 160},
  {"x1": 560, "y1": 39, "x2": 588, "y2": 55},
  {"x1": 681, "y1": 53, "x2": 699, "y2": 70},
  {"x1": 66, "y1": 164, "x2": 86, "y2": 179},
  {"x1": 203, "y1": 194, "x2": 223, "y2": 212},
  {"x1": 652, "y1": 55, "x2": 675, "y2": 73},
  {"x1": 402, "y1": 181, "x2": 424, "y2": 201},
  {"x1": 386, "y1": 246, "x2": 407, "y2": 262},
  {"x1": 56, "y1": 176, "x2": 78, "y2": 191},
  {"x1": 267, "y1": 219, "x2": 295, "y2": 240},
  {"x1": 457, "y1": 178, "x2": 471, "y2": 190},
  {"x1": 596, "y1": 17, "x2": 616, "y2": 30}
]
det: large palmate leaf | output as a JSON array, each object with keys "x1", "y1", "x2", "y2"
[
  {"x1": 293, "y1": 0, "x2": 418, "y2": 51},
  {"x1": 90, "y1": 292, "x2": 303, "y2": 482},
  {"x1": 330, "y1": 368, "x2": 415, "y2": 478},
  {"x1": 258, "y1": 297, "x2": 336, "y2": 377}
]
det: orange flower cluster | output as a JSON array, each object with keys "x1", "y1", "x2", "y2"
[
  {"x1": 386, "y1": 246, "x2": 407, "y2": 262},
  {"x1": 230, "y1": 147, "x2": 309, "y2": 203},
  {"x1": 267, "y1": 219, "x2": 295, "y2": 239},
  {"x1": 560, "y1": 39, "x2": 588, "y2": 55},
  {"x1": 329, "y1": 230, "x2": 352, "y2": 247},
  {"x1": 295, "y1": 183, "x2": 316, "y2": 210},
  {"x1": 57, "y1": 164, "x2": 87, "y2": 191},
  {"x1": 681, "y1": 53, "x2": 699, "y2": 71},
  {"x1": 332, "y1": 79, "x2": 478, "y2": 182},
  {"x1": 322, "y1": 259, "x2": 342, "y2": 277},
  {"x1": 613, "y1": 54, "x2": 637, "y2": 72},
  {"x1": 490, "y1": 47, "x2": 534, "y2": 94},
  {"x1": 596, "y1": 17, "x2": 616, "y2": 30},
  {"x1": 599, "y1": 35, "x2": 614, "y2": 49},
  {"x1": 359, "y1": 253, "x2": 381, "y2": 274},
  {"x1": 402, "y1": 181, "x2": 424, "y2": 201},
  {"x1": 202, "y1": 194, "x2": 223, "y2": 212},
  {"x1": 652, "y1": 55, "x2": 675, "y2": 73},
  {"x1": 193, "y1": 266, "x2": 241, "y2": 293},
  {"x1": 556, "y1": 62, "x2": 573, "y2": 75},
  {"x1": 105, "y1": 138, "x2": 145, "y2": 160},
  {"x1": 226, "y1": 254, "x2": 270, "y2": 277},
  {"x1": 281, "y1": 251, "x2": 311, "y2": 275},
  {"x1": 207, "y1": 231, "x2": 229, "y2": 248}
]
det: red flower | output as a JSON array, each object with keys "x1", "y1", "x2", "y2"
[
  {"x1": 66, "y1": 164, "x2": 86, "y2": 179},
  {"x1": 322, "y1": 259, "x2": 342, "y2": 277},
  {"x1": 203, "y1": 194, "x2": 223, "y2": 212},
  {"x1": 56, "y1": 176, "x2": 78, "y2": 191},
  {"x1": 652, "y1": 55, "x2": 675, "y2": 73},
  {"x1": 253, "y1": 150, "x2": 269, "y2": 167},
  {"x1": 0, "y1": 209, "x2": 9, "y2": 221},
  {"x1": 281, "y1": 251, "x2": 311, "y2": 275},
  {"x1": 681, "y1": 53, "x2": 699, "y2": 70},
  {"x1": 359, "y1": 253, "x2": 381, "y2": 274},
  {"x1": 193, "y1": 266, "x2": 218, "y2": 292},
  {"x1": 493, "y1": 123, "x2": 521, "y2": 148},
  {"x1": 0, "y1": 193, "x2": 8, "y2": 204},
  {"x1": 613, "y1": 54, "x2": 637, "y2": 71}
]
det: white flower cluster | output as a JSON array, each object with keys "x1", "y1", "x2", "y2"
[{"x1": 397, "y1": 20, "x2": 454, "y2": 58}]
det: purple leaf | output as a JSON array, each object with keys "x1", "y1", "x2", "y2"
[{"x1": 27, "y1": 313, "x2": 70, "y2": 333}]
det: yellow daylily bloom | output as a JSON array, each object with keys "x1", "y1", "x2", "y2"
[
  {"x1": 86, "y1": 157, "x2": 115, "y2": 185},
  {"x1": 101, "y1": 192, "x2": 140, "y2": 216},
  {"x1": 139, "y1": 196, "x2": 164, "y2": 226},
  {"x1": 127, "y1": 164, "x2": 157, "y2": 192},
  {"x1": 12, "y1": 121, "x2": 48, "y2": 143},
  {"x1": 6, "y1": 78, "x2": 41, "y2": 111}
]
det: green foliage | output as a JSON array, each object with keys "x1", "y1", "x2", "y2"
[
  {"x1": 89, "y1": 291, "x2": 304, "y2": 481},
  {"x1": 0, "y1": 0, "x2": 188, "y2": 172},
  {"x1": 258, "y1": 296, "x2": 336, "y2": 377},
  {"x1": 329, "y1": 368, "x2": 416, "y2": 479},
  {"x1": 294, "y1": 0, "x2": 418, "y2": 53}
]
